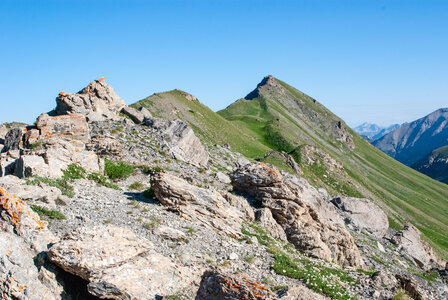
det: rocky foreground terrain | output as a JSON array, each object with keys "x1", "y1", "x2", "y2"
[{"x1": 1, "y1": 78, "x2": 447, "y2": 299}]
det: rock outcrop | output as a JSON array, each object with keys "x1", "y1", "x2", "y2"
[
  {"x1": 331, "y1": 196, "x2": 389, "y2": 238},
  {"x1": 231, "y1": 163, "x2": 363, "y2": 267},
  {"x1": 121, "y1": 106, "x2": 152, "y2": 124},
  {"x1": 145, "y1": 118, "x2": 209, "y2": 167},
  {"x1": 151, "y1": 171, "x2": 251, "y2": 238},
  {"x1": 55, "y1": 77, "x2": 126, "y2": 122},
  {"x1": 195, "y1": 270, "x2": 277, "y2": 300},
  {"x1": 392, "y1": 224, "x2": 445, "y2": 270},
  {"x1": 0, "y1": 188, "x2": 60, "y2": 300},
  {"x1": 48, "y1": 225, "x2": 192, "y2": 299}
]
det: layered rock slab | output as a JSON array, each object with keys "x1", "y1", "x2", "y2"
[
  {"x1": 48, "y1": 225, "x2": 191, "y2": 299},
  {"x1": 231, "y1": 163, "x2": 363, "y2": 267},
  {"x1": 331, "y1": 196, "x2": 389, "y2": 238},
  {"x1": 151, "y1": 172, "x2": 251, "y2": 238},
  {"x1": 145, "y1": 118, "x2": 209, "y2": 167}
]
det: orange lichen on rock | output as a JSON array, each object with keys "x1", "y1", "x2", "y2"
[
  {"x1": 0, "y1": 187, "x2": 44, "y2": 230},
  {"x1": 97, "y1": 77, "x2": 105, "y2": 81},
  {"x1": 59, "y1": 91, "x2": 66, "y2": 96}
]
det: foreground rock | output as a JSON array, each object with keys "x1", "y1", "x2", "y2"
[
  {"x1": 49, "y1": 225, "x2": 192, "y2": 299},
  {"x1": 196, "y1": 270, "x2": 277, "y2": 300},
  {"x1": 121, "y1": 106, "x2": 152, "y2": 124},
  {"x1": 392, "y1": 224, "x2": 445, "y2": 270},
  {"x1": 55, "y1": 77, "x2": 126, "y2": 121},
  {"x1": 331, "y1": 196, "x2": 389, "y2": 238},
  {"x1": 151, "y1": 172, "x2": 251, "y2": 238},
  {"x1": 145, "y1": 118, "x2": 209, "y2": 167},
  {"x1": 0, "y1": 188, "x2": 60, "y2": 300},
  {"x1": 231, "y1": 163, "x2": 363, "y2": 267}
]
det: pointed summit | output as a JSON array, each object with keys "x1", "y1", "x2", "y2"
[{"x1": 245, "y1": 75, "x2": 284, "y2": 100}]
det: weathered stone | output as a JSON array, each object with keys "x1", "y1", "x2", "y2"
[
  {"x1": 0, "y1": 124, "x2": 7, "y2": 142},
  {"x1": 278, "y1": 285, "x2": 328, "y2": 299},
  {"x1": 255, "y1": 208, "x2": 287, "y2": 241},
  {"x1": 87, "y1": 135, "x2": 124, "y2": 157},
  {"x1": 0, "y1": 154, "x2": 16, "y2": 176},
  {"x1": 14, "y1": 155, "x2": 50, "y2": 178},
  {"x1": 151, "y1": 172, "x2": 247, "y2": 238},
  {"x1": 155, "y1": 225, "x2": 187, "y2": 241},
  {"x1": 34, "y1": 113, "x2": 90, "y2": 143},
  {"x1": 55, "y1": 78, "x2": 126, "y2": 121},
  {"x1": 145, "y1": 118, "x2": 209, "y2": 167},
  {"x1": 48, "y1": 225, "x2": 191, "y2": 299},
  {"x1": 0, "y1": 175, "x2": 62, "y2": 206},
  {"x1": 195, "y1": 270, "x2": 277, "y2": 300},
  {"x1": 220, "y1": 191, "x2": 255, "y2": 221},
  {"x1": 216, "y1": 171, "x2": 231, "y2": 184},
  {"x1": 121, "y1": 106, "x2": 152, "y2": 124},
  {"x1": 392, "y1": 224, "x2": 445, "y2": 270},
  {"x1": 231, "y1": 163, "x2": 363, "y2": 267},
  {"x1": 1, "y1": 128, "x2": 24, "y2": 152},
  {"x1": 331, "y1": 196, "x2": 389, "y2": 238},
  {"x1": 395, "y1": 274, "x2": 430, "y2": 300}
]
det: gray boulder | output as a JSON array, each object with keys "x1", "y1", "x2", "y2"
[
  {"x1": 146, "y1": 118, "x2": 209, "y2": 167},
  {"x1": 392, "y1": 224, "x2": 445, "y2": 270},
  {"x1": 48, "y1": 225, "x2": 192, "y2": 299},
  {"x1": 255, "y1": 208, "x2": 287, "y2": 241},
  {"x1": 55, "y1": 77, "x2": 126, "y2": 121},
  {"x1": 151, "y1": 172, "x2": 248, "y2": 238},
  {"x1": 121, "y1": 106, "x2": 152, "y2": 124},
  {"x1": 331, "y1": 196, "x2": 389, "y2": 238},
  {"x1": 1, "y1": 128, "x2": 23, "y2": 152}
]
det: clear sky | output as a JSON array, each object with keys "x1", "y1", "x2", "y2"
[{"x1": 1, "y1": 0, "x2": 447, "y2": 127}]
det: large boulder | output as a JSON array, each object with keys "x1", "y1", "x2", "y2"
[
  {"x1": 86, "y1": 135, "x2": 124, "y2": 157},
  {"x1": 255, "y1": 208, "x2": 287, "y2": 242},
  {"x1": 145, "y1": 118, "x2": 209, "y2": 167},
  {"x1": 0, "y1": 187, "x2": 61, "y2": 300},
  {"x1": 34, "y1": 113, "x2": 90, "y2": 143},
  {"x1": 48, "y1": 225, "x2": 192, "y2": 299},
  {"x1": 1, "y1": 128, "x2": 24, "y2": 152},
  {"x1": 55, "y1": 78, "x2": 126, "y2": 122},
  {"x1": 231, "y1": 163, "x2": 363, "y2": 267},
  {"x1": 151, "y1": 172, "x2": 250, "y2": 238},
  {"x1": 121, "y1": 106, "x2": 152, "y2": 124},
  {"x1": 331, "y1": 196, "x2": 389, "y2": 238},
  {"x1": 392, "y1": 224, "x2": 445, "y2": 270},
  {"x1": 195, "y1": 270, "x2": 277, "y2": 300}
]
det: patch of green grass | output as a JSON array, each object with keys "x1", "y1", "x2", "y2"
[
  {"x1": 26, "y1": 177, "x2": 75, "y2": 198},
  {"x1": 393, "y1": 289, "x2": 412, "y2": 300},
  {"x1": 103, "y1": 218, "x2": 113, "y2": 224},
  {"x1": 62, "y1": 164, "x2": 87, "y2": 180},
  {"x1": 144, "y1": 216, "x2": 161, "y2": 229},
  {"x1": 184, "y1": 225, "x2": 196, "y2": 235},
  {"x1": 31, "y1": 205, "x2": 66, "y2": 220},
  {"x1": 87, "y1": 173, "x2": 121, "y2": 190},
  {"x1": 104, "y1": 159, "x2": 134, "y2": 180},
  {"x1": 270, "y1": 285, "x2": 287, "y2": 292},
  {"x1": 244, "y1": 255, "x2": 255, "y2": 263},
  {"x1": 129, "y1": 181, "x2": 145, "y2": 191}
]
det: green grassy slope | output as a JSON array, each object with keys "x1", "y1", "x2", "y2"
[
  {"x1": 131, "y1": 79, "x2": 448, "y2": 259},
  {"x1": 131, "y1": 89, "x2": 270, "y2": 157},
  {"x1": 218, "y1": 76, "x2": 448, "y2": 259}
]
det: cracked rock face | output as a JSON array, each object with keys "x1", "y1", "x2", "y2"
[
  {"x1": 151, "y1": 171, "x2": 251, "y2": 239},
  {"x1": 331, "y1": 196, "x2": 389, "y2": 238},
  {"x1": 231, "y1": 163, "x2": 363, "y2": 267},
  {"x1": 392, "y1": 224, "x2": 445, "y2": 270},
  {"x1": 55, "y1": 78, "x2": 126, "y2": 122},
  {"x1": 48, "y1": 225, "x2": 192, "y2": 299},
  {"x1": 145, "y1": 118, "x2": 209, "y2": 167}
]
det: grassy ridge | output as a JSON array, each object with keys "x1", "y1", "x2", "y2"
[{"x1": 131, "y1": 80, "x2": 448, "y2": 259}]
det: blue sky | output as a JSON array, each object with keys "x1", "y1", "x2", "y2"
[{"x1": 1, "y1": 0, "x2": 447, "y2": 127}]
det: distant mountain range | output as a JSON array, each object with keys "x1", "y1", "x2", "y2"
[
  {"x1": 353, "y1": 122, "x2": 403, "y2": 141},
  {"x1": 373, "y1": 108, "x2": 448, "y2": 166}
]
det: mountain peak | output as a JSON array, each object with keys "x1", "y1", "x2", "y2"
[{"x1": 245, "y1": 75, "x2": 282, "y2": 100}]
